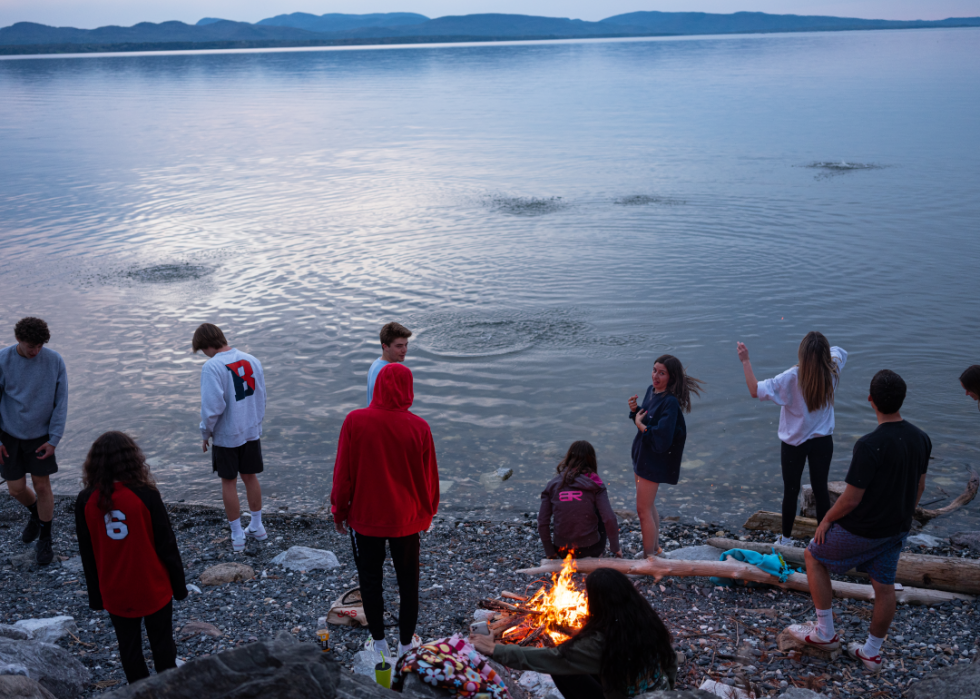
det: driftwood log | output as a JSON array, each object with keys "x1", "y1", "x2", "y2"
[
  {"x1": 743, "y1": 510, "x2": 818, "y2": 538},
  {"x1": 516, "y1": 557, "x2": 974, "y2": 605},
  {"x1": 800, "y1": 470, "x2": 979, "y2": 524},
  {"x1": 706, "y1": 537, "x2": 980, "y2": 596}
]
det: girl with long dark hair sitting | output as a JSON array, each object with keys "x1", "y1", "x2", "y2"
[
  {"x1": 469, "y1": 568, "x2": 677, "y2": 699},
  {"x1": 75, "y1": 431, "x2": 187, "y2": 684}
]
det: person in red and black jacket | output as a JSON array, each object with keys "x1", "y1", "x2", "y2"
[{"x1": 75, "y1": 431, "x2": 188, "y2": 685}]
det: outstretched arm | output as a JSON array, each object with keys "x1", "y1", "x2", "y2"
[{"x1": 737, "y1": 342, "x2": 758, "y2": 398}]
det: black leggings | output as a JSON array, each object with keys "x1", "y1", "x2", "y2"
[
  {"x1": 350, "y1": 529, "x2": 420, "y2": 646},
  {"x1": 108, "y1": 599, "x2": 177, "y2": 684},
  {"x1": 781, "y1": 435, "x2": 834, "y2": 537},
  {"x1": 553, "y1": 674, "x2": 603, "y2": 699}
]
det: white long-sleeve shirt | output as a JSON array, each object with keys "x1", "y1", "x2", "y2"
[
  {"x1": 199, "y1": 348, "x2": 266, "y2": 448},
  {"x1": 757, "y1": 347, "x2": 847, "y2": 446}
]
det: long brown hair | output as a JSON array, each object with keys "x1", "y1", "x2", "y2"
[
  {"x1": 82, "y1": 431, "x2": 158, "y2": 512},
  {"x1": 797, "y1": 332, "x2": 838, "y2": 412},
  {"x1": 654, "y1": 354, "x2": 704, "y2": 413},
  {"x1": 556, "y1": 440, "x2": 598, "y2": 486}
]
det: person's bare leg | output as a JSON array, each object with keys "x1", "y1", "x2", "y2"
[
  {"x1": 6, "y1": 477, "x2": 35, "y2": 508},
  {"x1": 635, "y1": 475, "x2": 661, "y2": 556},
  {"x1": 221, "y1": 478, "x2": 241, "y2": 522},
  {"x1": 240, "y1": 473, "x2": 262, "y2": 513},
  {"x1": 804, "y1": 548, "x2": 834, "y2": 610},
  {"x1": 31, "y1": 475, "x2": 54, "y2": 521},
  {"x1": 868, "y1": 578, "x2": 896, "y2": 638}
]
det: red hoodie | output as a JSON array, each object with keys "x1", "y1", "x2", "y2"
[{"x1": 331, "y1": 363, "x2": 439, "y2": 538}]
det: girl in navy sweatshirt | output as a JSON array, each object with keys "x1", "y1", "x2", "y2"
[
  {"x1": 76, "y1": 431, "x2": 187, "y2": 685},
  {"x1": 629, "y1": 355, "x2": 703, "y2": 557},
  {"x1": 538, "y1": 440, "x2": 621, "y2": 559}
]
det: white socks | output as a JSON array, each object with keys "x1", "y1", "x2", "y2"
[
  {"x1": 372, "y1": 639, "x2": 391, "y2": 661},
  {"x1": 862, "y1": 633, "x2": 884, "y2": 658},
  {"x1": 229, "y1": 518, "x2": 244, "y2": 539},
  {"x1": 249, "y1": 510, "x2": 262, "y2": 530},
  {"x1": 815, "y1": 608, "x2": 835, "y2": 641}
]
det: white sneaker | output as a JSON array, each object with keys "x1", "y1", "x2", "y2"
[
  {"x1": 776, "y1": 535, "x2": 797, "y2": 547},
  {"x1": 364, "y1": 637, "x2": 391, "y2": 664},
  {"x1": 245, "y1": 522, "x2": 268, "y2": 541},
  {"x1": 847, "y1": 642, "x2": 883, "y2": 674},
  {"x1": 786, "y1": 622, "x2": 841, "y2": 651},
  {"x1": 397, "y1": 634, "x2": 422, "y2": 657},
  {"x1": 232, "y1": 533, "x2": 246, "y2": 552}
]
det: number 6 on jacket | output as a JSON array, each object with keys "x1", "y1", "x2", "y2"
[{"x1": 104, "y1": 510, "x2": 129, "y2": 540}]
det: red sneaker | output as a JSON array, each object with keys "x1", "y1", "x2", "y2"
[
  {"x1": 847, "y1": 642, "x2": 883, "y2": 674},
  {"x1": 786, "y1": 623, "x2": 841, "y2": 651}
]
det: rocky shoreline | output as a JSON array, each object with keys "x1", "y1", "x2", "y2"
[{"x1": 1, "y1": 493, "x2": 978, "y2": 698}]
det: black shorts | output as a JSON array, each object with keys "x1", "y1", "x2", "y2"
[
  {"x1": 211, "y1": 440, "x2": 263, "y2": 480},
  {"x1": 0, "y1": 430, "x2": 59, "y2": 481}
]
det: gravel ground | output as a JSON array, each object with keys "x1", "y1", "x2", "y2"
[{"x1": 1, "y1": 494, "x2": 977, "y2": 697}]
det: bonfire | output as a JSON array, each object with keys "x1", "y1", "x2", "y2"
[{"x1": 478, "y1": 555, "x2": 589, "y2": 647}]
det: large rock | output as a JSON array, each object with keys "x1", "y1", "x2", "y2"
[
  {"x1": 908, "y1": 659, "x2": 980, "y2": 698},
  {"x1": 636, "y1": 692, "x2": 721, "y2": 699},
  {"x1": 102, "y1": 633, "x2": 341, "y2": 699},
  {"x1": 14, "y1": 617, "x2": 78, "y2": 644},
  {"x1": 951, "y1": 531, "x2": 980, "y2": 553},
  {"x1": 271, "y1": 546, "x2": 340, "y2": 572},
  {"x1": 0, "y1": 676, "x2": 58, "y2": 699},
  {"x1": 663, "y1": 545, "x2": 723, "y2": 561},
  {"x1": 0, "y1": 626, "x2": 32, "y2": 641},
  {"x1": 0, "y1": 637, "x2": 90, "y2": 699},
  {"x1": 200, "y1": 562, "x2": 255, "y2": 585}
]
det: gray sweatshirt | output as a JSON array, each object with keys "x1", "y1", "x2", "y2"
[
  {"x1": 200, "y1": 348, "x2": 266, "y2": 448},
  {"x1": 0, "y1": 345, "x2": 69, "y2": 446}
]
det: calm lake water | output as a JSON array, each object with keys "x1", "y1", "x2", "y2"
[{"x1": 2, "y1": 29, "x2": 979, "y2": 534}]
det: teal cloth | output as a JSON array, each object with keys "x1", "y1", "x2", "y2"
[{"x1": 709, "y1": 547, "x2": 800, "y2": 587}]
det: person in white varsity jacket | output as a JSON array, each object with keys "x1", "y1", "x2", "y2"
[
  {"x1": 75, "y1": 431, "x2": 187, "y2": 685},
  {"x1": 193, "y1": 323, "x2": 268, "y2": 553}
]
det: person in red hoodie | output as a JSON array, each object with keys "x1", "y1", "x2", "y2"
[
  {"x1": 75, "y1": 431, "x2": 187, "y2": 684},
  {"x1": 331, "y1": 362, "x2": 439, "y2": 663}
]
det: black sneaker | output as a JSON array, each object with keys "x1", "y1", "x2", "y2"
[
  {"x1": 22, "y1": 515, "x2": 41, "y2": 544},
  {"x1": 36, "y1": 537, "x2": 54, "y2": 567}
]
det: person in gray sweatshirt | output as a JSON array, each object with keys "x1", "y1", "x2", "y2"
[
  {"x1": 0, "y1": 317, "x2": 68, "y2": 566},
  {"x1": 193, "y1": 323, "x2": 267, "y2": 553}
]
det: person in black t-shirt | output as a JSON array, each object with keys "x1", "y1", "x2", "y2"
[{"x1": 786, "y1": 370, "x2": 929, "y2": 675}]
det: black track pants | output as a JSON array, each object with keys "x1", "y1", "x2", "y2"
[
  {"x1": 108, "y1": 599, "x2": 177, "y2": 684},
  {"x1": 780, "y1": 435, "x2": 834, "y2": 537},
  {"x1": 350, "y1": 530, "x2": 420, "y2": 646}
]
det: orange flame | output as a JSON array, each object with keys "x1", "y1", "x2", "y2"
[{"x1": 504, "y1": 554, "x2": 588, "y2": 644}]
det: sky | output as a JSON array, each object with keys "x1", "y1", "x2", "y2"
[{"x1": 1, "y1": 0, "x2": 979, "y2": 29}]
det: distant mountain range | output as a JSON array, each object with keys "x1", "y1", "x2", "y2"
[{"x1": 2, "y1": 10, "x2": 979, "y2": 55}]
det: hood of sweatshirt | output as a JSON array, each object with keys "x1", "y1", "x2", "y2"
[{"x1": 369, "y1": 362, "x2": 414, "y2": 411}]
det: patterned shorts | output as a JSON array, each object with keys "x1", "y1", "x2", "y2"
[{"x1": 806, "y1": 524, "x2": 907, "y2": 585}]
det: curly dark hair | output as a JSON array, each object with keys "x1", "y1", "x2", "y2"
[
  {"x1": 82, "y1": 432, "x2": 158, "y2": 512},
  {"x1": 560, "y1": 568, "x2": 673, "y2": 693},
  {"x1": 14, "y1": 317, "x2": 50, "y2": 345}
]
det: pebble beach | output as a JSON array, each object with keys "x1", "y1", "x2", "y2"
[{"x1": 1, "y1": 494, "x2": 977, "y2": 697}]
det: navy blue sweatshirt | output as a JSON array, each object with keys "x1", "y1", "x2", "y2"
[{"x1": 630, "y1": 388, "x2": 686, "y2": 485}]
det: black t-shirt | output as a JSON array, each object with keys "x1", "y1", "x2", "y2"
[{"x1": 837, "y1": 420, "x2": 931, "y2": 539}]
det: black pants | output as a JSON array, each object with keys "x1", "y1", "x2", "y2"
[
  {"x1": 781, "y1": 435, "x2": 834, "y2": 537},
  {"x1": 553, "y1": 674, "x2": 603, "y2": 699},
  {"x1": 350, "y1": 530, "x2": 420, "y2": 646},
  {"x1": 108, "y1": 599, "x2": 177, "y2": 684}
]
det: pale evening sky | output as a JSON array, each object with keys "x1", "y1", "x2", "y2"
[{"x1": 1, "y1": 0, "x2": 978, "y2": 30}]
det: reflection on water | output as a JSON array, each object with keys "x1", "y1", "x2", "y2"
[{"x1": 1, "y1": 29, "x2": 979, "y2": 534}]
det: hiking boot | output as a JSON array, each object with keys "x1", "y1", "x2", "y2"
[
  {"x1": 245, "y1": 522, "x2": 268, "y2": 541},
  {"x1": 786, "y1": 622, "x2": 840, "y2": 651},
  {"x1": 847, "y1": 642, "x2": 883, "y2": 673},
  {"x1": 36, "y1": 537, "x2": 54, "y2": 567},
  {"x1": 22, "y1": 514, "x2": 41, "y2": 544},
  {"x1": 232, "y1": 533, "x2": 246, "y2": 553}
]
